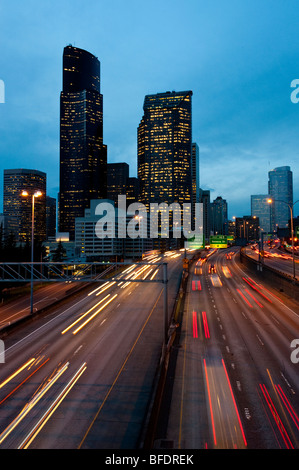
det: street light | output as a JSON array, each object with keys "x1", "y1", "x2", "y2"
[
  {"x1": 21, "y1": 190, "x2": 43, "y2": 313},
  {"x1": 268, "y1": 198, "x2": 299, "y2": 279},
  {"x1": 134, "y1": 214, "x2": 144, "y2": 259}
]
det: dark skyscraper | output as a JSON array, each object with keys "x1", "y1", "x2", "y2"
[
  {"x1": 46, "y1": 196, "x2": 57, "y2": 239},
  {"x1": 191, "y1": 142, "x2": 199, "y2": 230},
  {"x1": 59, "y1": 45, "x2": 107, "y2": 239},
  {"x1": 199, "y1": 189, "x2": 211, "y2": 242},
  {"x1": 211, "y1": 196, "x2": 228, "y2": 235},
  {"x1": 107, "y1": 163, "x2": 129, "y2": 205},
  {"x1": 191, "y1": 142, "x2": 200, "y2": 206},
  {"x1": 126, "y1": 177, "x2": 140, "y2": 206},
  {"x1": 138, "y1": 90, "x2": 193, "y2": 210}
]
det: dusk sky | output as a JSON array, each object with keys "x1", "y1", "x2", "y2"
[{"x1": 0, "y1": 0, "x2": 299, "y2": 218}]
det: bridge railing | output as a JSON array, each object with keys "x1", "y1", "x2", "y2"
[{"x1": 0, "y1": 261, "x2": 164, "y2": 283}]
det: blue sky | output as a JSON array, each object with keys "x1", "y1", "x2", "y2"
[{"x1": 0, "y1": 0, "x2": 299, "y2": 218}]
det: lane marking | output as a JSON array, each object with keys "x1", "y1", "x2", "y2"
[{"x1": 78, "y1": 288, "x2": 164, "y2": 449}]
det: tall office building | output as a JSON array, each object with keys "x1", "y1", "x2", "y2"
[
  {"x1": 191, "y1": 143, "x2": 200, "y2": 205},
  {"x1": 59, "y1": 45, "x2": 107, "y2": 239},
  {"x1": 191, "y1": 143, "x2": 200, "y2": 231},
  {"x1": 126, "y1": 177, "x2": 140, "y2": 206},
  {"x1": 211, "y1": 196, "x2": 228, "y2": 235},
  {"x1": 199, "y1": 189, "x2": 211, "y2": 242},
  {"x1": 138, "y1": 90, "x2": 193, "y2": 211},
  {"x1": 251, "y1": 194, "x2": 271, "y2": 235},
  {"x1": 46, "y1": 196, "x2": 57, "y2": 239},
  {"x1": 268, "y1": 166, "x2": 293, "y2": 230},
  {"x1": 107, "y1": 163, "x2": 129, "y2": 205},
  {"x1": 3, "y1": 169, "x2": 46, "y2": 243}
]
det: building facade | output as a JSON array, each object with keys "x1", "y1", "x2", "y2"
[
  {"x1": 0, "y1": 214, "x2": 18, "y2": 243},
  {"x1": 59, "y1": 45, "x2": 107, "y2": 240},
  {"x1": 3, "y1": 168, "x2": 46, "y2": 244},
  {"x1": 138, "y1": 90, "x2": 193, "y2": 210},
  {"x1": 191, "y1": 142, "x2": 200, "y2": 231},
  {"x1": 107, "y1": 163, "x2": 129, "y2": 205},
  {"x1": 75, "y1": 199, "x2": 152, "y2": 261},
  {"x1": 211, "y1": 196, "x2": 228, "y2": 235},
  {"x1": 75, "y1": 200, "x2": 123, "y2": 261},
  {"x1": 191, "y1": 142, "x2": 200, "y2": 206},
  {"x1": 126, "y1": 177, "x2": 140, "y2": 206},
  {"x1": 251, "y1": 194, "x2": 271, "y2": 235},
  {"x1": 199, "y1": 189, "x2": 211, "y2": 243},
  {"x1": 268, "y1": 166, "x2": 293, "y2": 230},
  {"x1": 137, "y1": 90, "x2": 193, "y2": 248},
  {"x1": 46, "y1": 196, "x2": 56, "y2": 239},
  {"x1": 235, "y1": 215, "x2": 259, "y2": 242}
]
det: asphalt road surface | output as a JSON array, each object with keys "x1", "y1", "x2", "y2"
[
  {"x1": 0, "y1": 251, "x2": 186, "y2": 449},
  {"x1": 244, "y1": 245, "x2": 299, "y2": 279},
  {"x1": 162, "y1": 247, "x2": 299, "y2": 449}
]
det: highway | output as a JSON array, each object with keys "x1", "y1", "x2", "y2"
[
  {"x1": 0, "y1": 251, "x2": 186, "y2": 449},
  {"x1": 0, "y1": 282, "x2": 73, "y2": 329},
  {"x1": 243, "y1": 245, "x2": 299, "y2": 279},
  {"x1": 162, "y1": 247, "x2": 299, "y2": 449},
  {"x1": 0, "y1": 264, "x2": 116, "y2": 329}
]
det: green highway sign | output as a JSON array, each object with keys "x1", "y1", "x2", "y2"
[
  {"x1": 210, "y1": 235, "x2": 228, "y2": 248},
  {"x1": 186, "y1": 234, "x2": 205, "y2": 250}
]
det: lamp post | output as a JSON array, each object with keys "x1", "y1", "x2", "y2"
[
  {"x1": 268, "y1": 198, "x2": 299, "y2": 279},
  {"x1": 21, "y1": 190, "x2": 43, "y2": 313},
  {"x1": 134, "y1": 214, "x2": 143, "y2": 259}
]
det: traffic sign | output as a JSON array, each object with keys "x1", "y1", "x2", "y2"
[
  {"x1": 210, "y1": 235, "x2": 228, "y2": 248},
  {"x1": 185, "y1": 234, "x2": 205, "y2": 250},
  {"x1": 183, "y1": 258, "x2": 189, "y2": 269}
]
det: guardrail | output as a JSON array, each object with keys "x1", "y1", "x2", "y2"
[{"x1": 240, "y1": 247, "x2": 299, "y2": 300}]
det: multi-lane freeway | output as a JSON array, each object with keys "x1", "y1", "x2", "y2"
[
  {"x1": 0, "y1": 282, "x2": 73, "y2": 329},
  {"x1": 244, "y1": 244, "x2": 299, "y2": 279},
  {"x1": 0, "y1": 246, "x2": 298, "y2": 450},
  {"x1": 162, "y1": 247, "x2": 299, "y2": 449},
  {"x1": 0, "y1": 251, "x2": 185, "y2": 449}
]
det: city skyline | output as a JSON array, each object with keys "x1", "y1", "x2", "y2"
[
  {"x1": 0, "y1": 2, "x2": 299, "y2": 451},
  {"x1": 0, "y1": 1, "x2": 299, "y2": 219}
]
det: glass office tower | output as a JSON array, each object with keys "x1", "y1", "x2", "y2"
[
  {"x1": 211, "y1": 196, "x2": 228, "y2": 235},
  {"x1": 138, "y1": 90, "x2": 192, "y2": 209},
  {"x1": 268, "y1": 166, "x2": 293, "y2": 230},
  {"x1": 137, "y1": 91, "x2": 193, "y2": 246},
  {"x1": 59, "y1": 45, "x2": 107, "y2": 239},
  {"x1": 251, "y1": 194, "x2": 271, "y2": 235}
]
